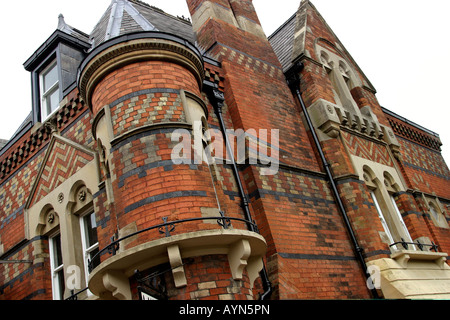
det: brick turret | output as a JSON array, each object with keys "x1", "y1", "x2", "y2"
[{"x1": 77, "y1": 2, "x2": 266, "y2": 300}]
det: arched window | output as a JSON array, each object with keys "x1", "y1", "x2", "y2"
[
  {"x1": 39, "y1": 59, "x2": 61, "y2": 120},
  {"x1": 363, "y1": 167, "x2": 414, "y2": 251},
  {"x1": 49, "y1": 231, "x2": 65, "y2": 300},
  {"x1": 369, "y1": 189, "x2": 395, "y2": 247},
  {"x1": 427, "y1": 199, "x2": 449, "y2": 229},
  {"x1": 320, "y1": 50, "x2": 359, "y2": 114},
  {"x1": 80, "y1": 210, "x2": 100, "y2": 278},
  {"x1": 429, "y1": 203, "x2": 439, "y2": 221},
  {"x1": 36, "y1": 205, "x2": 65, "y2": 300},
  {"x1": 67, "y1": 183, "x2": 99, "y2": 297}
]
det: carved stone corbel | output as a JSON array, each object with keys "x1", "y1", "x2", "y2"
[
  {"x1": 102, "y1": 270, "x2": 132, "y2": 300},
  {"x1": 167, "y1": 244, "x2": 187, "y2": 288},
  {"x1": 394, "y1": 253, "x2": 411, "y2": 268},
  {"x1": 44, "y1": 118, "x2": 58, "y2": 135},
  {"x1": 246, "y1": 256, "x2": 264, "y2": 289},
  {"x1": 228, "y1": 239, "x2": 251, "y2": 280},
  {"x1": 381, "y1": 125, "x2": 401, "y2": 159},
  {"x1": 307, "y1": 99, "x2": 341, "y2": 139}
]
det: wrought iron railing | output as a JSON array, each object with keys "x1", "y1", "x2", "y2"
[
  {"x1": 87, "y1": 215, "x2": 259, "y2": 273},
  {"x1": 389, "y1": 238, "x2": 439, "y2": 252},
  {"x1": 65, "y1": 287, "x2": 90, "y2": 300}
]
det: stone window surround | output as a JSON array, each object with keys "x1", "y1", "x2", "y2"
[
  {"x1": 307, "y1": 45, "x2": 401, "y2": 158},
  {"x1": 24, "y1": 136, "x2": 100, "y2": 300},
  {"x1": 424, "y1": 195, "x2": 449, "y2": 229},
  {"x1": 29, "y1": 181, "x2": 97, "y2": 300},
  {"x1": 356, "y1": 158, "x2": 415, "y2": 251}
]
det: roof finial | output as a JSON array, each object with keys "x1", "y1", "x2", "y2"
[
  {"x1": 58, "y1": 14, "x2": 66, "y2": 29},
  {"x1": 57, "y1": 13, "x2": 73, "y2": 34}
]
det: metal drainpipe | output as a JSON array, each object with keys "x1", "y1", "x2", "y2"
[
  {"x1": 285, "y1": 61, "x2": 380, "y2": 299},
  {"x1": 206, "y1": 87, "x2": 273, "y2": 300}
]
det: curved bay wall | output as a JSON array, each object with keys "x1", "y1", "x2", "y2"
[{"x1": 78, "y1": 33, "x2": 265, "y2": 300}]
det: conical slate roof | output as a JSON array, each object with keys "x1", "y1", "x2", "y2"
[{"x1": 89, "y1": 0, "x2": 196, "y2": 48}]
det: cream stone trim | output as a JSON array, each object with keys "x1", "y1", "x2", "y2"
[
  {"x1": 234, "y1": 15, "x2": 266, "y2": 39},
  {"x1": 423, "y1": 195, "x2": 450, "y2": 229},
  {"x1": 228, "y1": 238, "x2": 251, "y2": 280},
  {"x1": 307, "y1": 99, "x2": 341, "y2": 140},
  {"x1": 348, "y1": 153, "x2": 418, "y2": 250},
  {"x1": 191, "y1": 1, "x2": 239, "y2": 33},
  {"x1": 167, "y1": 244, "x2": 187, "y2": 288},
  {"x1": 312, "y1": 44, "x2": 402, "y2": 154},
  {"x1": 351, "y1": 156, "x2": 407, "y2": 193},
  {"x1": 92, "y1": 105, "x2": 114, "y2": 157},
  {"x1": 25, "y1": 135, "x2": 101, "y2": 299},
  {"x1": 317, "y1": 45, "x2": 361, "y2": 91},
  {"x1": 91, "y1": 106, "x2": 115, "y2": 206},
  {"x1": 88, "y1": 229, "x2": 267, "y2": 299},
  {"x1": 79, "y1": 37, "x2": 205, "y2": 108},
  {"x1": 368, "y1": 251, "x2": 450, "y2": 299},
  {"x1": 191, "y1": 0, "x2": 266, "y2": 39},
  {"x1": 180, "y1": 90, "x2": 209, "y2": 126},
  {"x1": 26, "y1": 135, "x2": 100, "y2": 237},
  {"x1": 102, "y1": 270, "x2": 132, "y2": 300}
]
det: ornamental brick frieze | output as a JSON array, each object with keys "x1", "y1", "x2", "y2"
[
  {"x1": 386, "y1": 115, "x2": 442, "y2": 152},
  {"x1": 0, "y1": 92, "x2": 87, "y2": 182}
]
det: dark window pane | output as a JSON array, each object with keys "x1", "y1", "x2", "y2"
[
  {"x1": 84, "y1": 213, "x2": 98, "y2": 247},
  {"x1": 48, "y1": 88, "x2": 60, "y2": 113},
  {"x1": 43, "y1": 64, "x2": 58, "y2": 92},
  {"x1": 57, "y1": 269, "x2": 65, "y2": 300},
  {"x1": 52, "y1": 234, "x2": 63, "y2": 267},
  {"x1": 89, "y1": 246, "x2": 100, "y2": 269}
]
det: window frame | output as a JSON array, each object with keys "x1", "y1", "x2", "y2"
[
  {"x1": 370, "y1": 190, "x2": 397, "y2": 250},
  {"x1": 390, "y1": 195, "x2": 415, "y2": 246},
  {"x1": 79, "y1": 210, "x2": 99, "y2": 290},
  {"x1": 319, "y1": 49, "x2": 359, "y2": 114},
  {"x1": 364, "y1": 168, "x2": 415, "y2": 251},
  {"x1": 39, "y1": 59, "x2": 61, "y2": 121},
  {"x1": 49, "y1": 232, "x2": 65, "y2": 300}
]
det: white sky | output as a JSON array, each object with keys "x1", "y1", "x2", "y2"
[{"x1": 0, "y1": 0, "x2": 449, "y2": 162}]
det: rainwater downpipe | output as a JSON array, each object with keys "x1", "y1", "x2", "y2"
[
  {"x1": 285, "y1": 62, "x2": 380, "y2": 299},
  {"x1": 206, "y1": 86, "x2": 273, "y2": 300}
]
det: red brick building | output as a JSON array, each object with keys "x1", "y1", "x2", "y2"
[{"x1": 0, "y1": 0, "x2": 449, "y2": 300}]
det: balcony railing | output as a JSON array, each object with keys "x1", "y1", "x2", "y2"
[
  {"x1": 88, "y1": 215, "x2": 259, "y2": 273},
  {"x1": 66, "y1": 288, "x2": 90, "y2": 300},
  {"x1": 389, "y1": 238, "x2": 439, "y2": 252}
]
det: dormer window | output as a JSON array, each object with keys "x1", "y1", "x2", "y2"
[
  {"x1": 40, "y1": 60, "x2": 61, "y2": 120},
  {"x1": 24, "y1": 24, "x2": 91, "y2": 125}
]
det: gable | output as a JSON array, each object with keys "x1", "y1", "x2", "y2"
[
  {"x1": 26, "y1": 135, "x2": 96, "y2": 209},
  {"x1": 269, "y1": 0, "x2": 376, "y2": 92}
]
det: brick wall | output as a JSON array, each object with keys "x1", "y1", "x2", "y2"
[
  {"x1": 130, "y1": 255, "x2": 256, "y2": 300},
  {"x1": 1, "y1": 0, "x2": 449, "y2": 300},
  {"x1": 188, "y1": 0, "x2": 373, "y2": 299},
  {"x1": 297, "y1": 0, "x2": 450, "y2": 275},
  {"x1": 0, "y1": 89, "x2": 94, "y2": 300}
]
